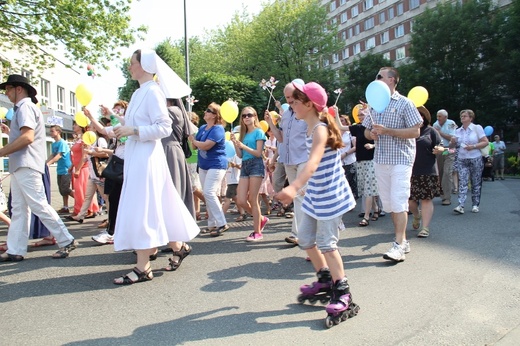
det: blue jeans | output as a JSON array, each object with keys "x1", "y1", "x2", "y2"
[{"x1": 240, "y1": 157, "x2": 264, "y2": 178}]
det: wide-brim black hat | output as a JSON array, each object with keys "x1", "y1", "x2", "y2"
[{"x1": 0, "y1": 74, "x2": 38, "y2": 104}]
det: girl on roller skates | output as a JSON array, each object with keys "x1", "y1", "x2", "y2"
[{"x1": 276, "y1": 81, "x2": 359, "y2": 328}]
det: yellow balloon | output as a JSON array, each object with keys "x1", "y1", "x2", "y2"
[
  {"x1": 82, "y1": 131, "x2": 97, "y2": 146},
  {"x1": 75, "y1": 84, "x2": 93, "y2": 106},
  {"x1": 225, "y1": 131, "x2": 231, "y2": 141},
  {"x1": 259, "y1": 120, "x2": 269, "y2": 133},
  {"x1": 352, "y1": 104, "x2": 362, "y2": 124},
  {"x1": 220, "y1": 100, "x2": 239, "y2": 123},
  {"x1": 233, "y1": 133, "x2": 240, "y2": 141},
  {"x1": 269, "y1": 111, "x2": 280, "y2": 125},
  {"x1": 0, "y1": 107, "x2": 7, "y2": 119},
  {"x1": 407, "y1": 86, "x2": 429, "y2": 107},
  {"x1": 75, "y1": 111, "x2": 90, "y2": 127}
]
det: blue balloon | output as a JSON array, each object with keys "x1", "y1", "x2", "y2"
[
  {"x1": 365, "y1": 81, "x2": 391, "y2": 113},
  {"x1": 5, "y1": 108, "x2": 14, "y2": 120},
  {"x1": 225, "y1": 140, "x2": 236, "y2": 158},
  {"x1": 484, "y1": 126, "x2": 493, "y2": 137},
  {"x1": 292, "y1": 78, "x2": 304, "y2": 86},
  {"x1": 281, "y1": 103, "x2": 289, "y2": 111}
]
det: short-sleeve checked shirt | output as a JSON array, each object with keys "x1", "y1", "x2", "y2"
[{"x1": 362, "y1": 91, "x2": 423, "y2": 166}]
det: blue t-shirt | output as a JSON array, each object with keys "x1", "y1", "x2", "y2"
[
  {"x1": 51, "y1": 139, "x2": 72, "y2": 175},
  {"x1": 195, "y1": 124, "x2": 227, "y2": 170},
  {"x1": 242, "y1": 128, "x2": 266, "y2": 161}
]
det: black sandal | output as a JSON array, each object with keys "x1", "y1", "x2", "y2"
[
  {"x1": 113, "y1": 267, "x2": 153, "y2": 285},
  {"x1": 371, "y1": 211, "x2": 380, "y2": 221},
  {"x1": 359, "y1": 218, "x2": 369, "y2": 227},
  {"x1": 235, "y1": 214, "x2": 248, "y2": 222},
  {"x1": 52, "y1": 239, "x2": 78, "y2": 259},
  {"x1": 165, "y1": 243, "x2": 192, "y2": 271},
  {"x1": 200, "y1": 227, "x2": 216, "y2": 234},
  {"x1": 210, "y1": 224, "x2": 229, "y2": 237}
]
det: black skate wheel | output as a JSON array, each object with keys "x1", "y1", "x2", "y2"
[
  {"x1": 297, "y1": 295, "x2": 305, "y2": 304},
  {"x1": 309, "y1": 297, "x2": 318, "y2": 305},
  {"x1": 325, "y1": 316, "x2": 334, "y2": 328},
  {"x1": 333, "y1": 317, "x2": 341, "y2": 325},
  {"x1": 320, "y1": 298, "x2": 329, "y2": 304},
  {"x1": 341, "y1": 312, "x2": 348, "y2": 321}
]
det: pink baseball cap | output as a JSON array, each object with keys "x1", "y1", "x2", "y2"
[{"x1": 292, "y1": 81, "x2": 328, "y2": 112}]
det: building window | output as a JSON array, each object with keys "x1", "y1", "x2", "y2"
[
  {"x1": 395, "y1": 24, "x2": 405, "y2": 38},
  {"x1": 343, "y1": 47, "x2": 350, "y2": 59},
  {"x1": 366, "y1": 37, "x2": 376, "y2": 49},
  {"x1": 21, "y1": 69, "x2": 32, "y2": 83},
  {"x1": 354, "y1": 24, "x2": 360, "y2": 35},
  {"x1": 381, "y1": 31, "x2": 389, "y2": 44},
  {"x1": 323, "y1": 59, "x2": 330, "y2": 67},
  {"x1": 340, "y1": 0, "x2": 347, "y2": 5},
  {"x1": 397, "y1": 3, "x2": 404, "y2": 16},
  {"x1": 383, "y1": 52, "x2": 391, "y2": 60},
  {"x1": 379, "y1": 11, "x2": 386, "y2": 24},
  {"x1": 69, "y1": 92, "x2": 76, "y2": 115},
  {"x1": 340, "y1": 12, "x2": 348, "y2": 23},
  {"x1": 396, "y1": 47, "x2": 406, "y2": 60},
  {"x1": 363, "y1": 0, "x2": 374, "y2": 11},
  {"x1": 331, "y1": 17, "x2": 337, "y2": 25},
  {"x1": 330, "y1": 1, "x2": 336, "y2": 12},
  {"x1": 56, "y1": 86, "x2": 65, "y2": 111},
  {"x1": 348, "y1": 27, "x2": 353, "y2": 37},
  {"x1": 353, "y1": 43, "x2": 361, "y2": 55},
  {"x1": 388, "y1": 7, "x2": 395, "y2": 20},
  {"x1": 351, "y1": 5, "x2": 359, "y2": 17},
  {"x1": 410, "y1": 0, "x2": 420, "y2": 9},
  {"x1": 364, "y1": 17, "x2": 375, "y2": 30},
  {"x1": 332, "y1": 53, "x2": 339, "y2": 63},
  {"x1": 341, "y1": 31, "x2": 347, "y2": 40},
  {"x1": 40, "y1": 79, "x2": 50, "y2": 107}
]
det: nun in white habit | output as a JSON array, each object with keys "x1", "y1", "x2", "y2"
[{"x1": 112, "y1": 49, "x2": 199, "y2": 285}]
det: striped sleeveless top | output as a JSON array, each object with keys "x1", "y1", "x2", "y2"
[{"x1": 302, "y1": 123, "x2": 356, "y2": 220}]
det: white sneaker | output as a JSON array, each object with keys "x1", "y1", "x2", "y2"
[
  {"x1": 402, "y1": 240, "x2": 410, "y2": 254},
  {"x1": 471, "y1": 206, "x2": 479, "y2": 213},
  {"x1": 92, "y1": 230, "x2": 114, "y2": 245},
  {"x1": 383, "y1": 242, "x2": 405, "y2": 262},
  {"x1": 453, "y1": 205, "x2": 464, "y2": 214}
]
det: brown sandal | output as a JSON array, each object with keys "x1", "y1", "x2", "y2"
[
  {"x1": 165, "y1": 243, "x2": 192, "y2": 271},
  {"x1": 235, "y1": 214, "x2": 248, "y2": 222},
  {"x1": 359, "y1": 218, "x2": 369, "y2": 227}
]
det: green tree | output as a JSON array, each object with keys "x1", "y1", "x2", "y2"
[
  {"x1": 0, "y1": 0, "x2": 146, "y2": 70},
  {"x1": 338, "y1": 53, "x2": 392, "y2": 117},
  {"x1": 406, "y1": 0, "x2": 504, "y2": 127},
  {"x1": 210, "y1": 0, "x2": 341, "y2": 100}
]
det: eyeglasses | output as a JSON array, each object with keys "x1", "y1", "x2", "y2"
[
  {"x1": 205, "y1": 109, "x2": 216, "y2": 114},
  {"x1": 3, "y1": 85, "x2": 15, "y2": 93},
  {"x1": 376, "y1": 74, "x2": 384, "y2": 80},
  {"x1": 241, "y1": 113, "x2": 254, "y2": 118},
  {"x1": 460, "y1": 115, "x2": 469, "y2": 118}
]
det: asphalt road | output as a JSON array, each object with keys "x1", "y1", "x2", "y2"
[{"x1": 0, "y1": 167, "x2": 519, "y2": 345}]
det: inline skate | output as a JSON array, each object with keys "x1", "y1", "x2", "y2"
[
  {"x1": 324, "y1": 277, "x2": 360, "y2": 328},
  {"x1": 297, "y1": 268, "x2": 332, "y2": 305}
]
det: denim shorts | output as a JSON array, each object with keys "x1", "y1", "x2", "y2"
[{"x1": 240, "y1": 157, "x2": 265, "y2": 178}]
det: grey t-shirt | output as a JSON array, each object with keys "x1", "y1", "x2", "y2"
[{"x1": 8, "y1": 98, "x2": 47, "y2": 174}]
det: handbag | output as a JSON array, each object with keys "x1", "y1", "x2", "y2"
[
  {"x1": 480, "y1": 144, "x2": 490, "y2": 157},
  {"x1": 101, "y1": 155, "x2": 124, "y2": 183},
  {"x1": 181, "y1": 108, "x2": 192, "y2": 159},
  {"x1": 91, "y1": 157, "x2": 108, "y2": 178}
]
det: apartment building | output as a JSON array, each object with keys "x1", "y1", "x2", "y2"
[
  {"x1": 323, "y1": 0, "x2": 512, "y2": 70},
  {"x1": 0, "y1": 49, "x2": 81, "y2": 171}
]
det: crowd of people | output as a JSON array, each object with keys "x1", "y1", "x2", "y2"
[{"x1": 0, "y1": 57, "x2": 509, "y2": 321}]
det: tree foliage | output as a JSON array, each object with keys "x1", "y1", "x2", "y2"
[
  {"x1": 406, "y1": 0, "x2": 504, "y2": 127},
  {"x1": 0, "y1": 0, "x2": 146, "y2": 70}
]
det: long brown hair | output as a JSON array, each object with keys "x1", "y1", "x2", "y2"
[
  {"x1": 293, "y1": 89, "x2": 344, "y2": 150},
  {"x1": 239, "y1": 106, "x2": 261, "y2": 143}
]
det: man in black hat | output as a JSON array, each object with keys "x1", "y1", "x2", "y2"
[{"x1": 0, "y1": 74, "x2": 78, "y2": 262}]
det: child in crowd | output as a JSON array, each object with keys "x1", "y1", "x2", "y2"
[
  {"x1": 232, "y1": 106, "x2": 268, "y2": 242},
  {"x1": 276, "y1": 82, "x2": 359, "y2": 327},
  {"x1": 222, "y1": 150, "x2": 246, "y2": 223}
]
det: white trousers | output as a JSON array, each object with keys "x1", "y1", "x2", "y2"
[
  {"x1": 199, "y1": 168, "x2": 227, "y2": 228},
  {"x1": 7, "y1": 168, "x2": 74, "y2": 256},
  {"x1": 284, "y1": 163, "x2": 306, "y2": 238}
]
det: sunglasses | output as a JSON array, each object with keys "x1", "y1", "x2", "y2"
[
  {"x1": 376, "y1": 74, "x2": 384, "y2": 80},
  {"x1": 241, "y1": 113, "x2": 255, "y2": 118},
  {"x1": 205, "y1": 108, "x2": 216, "y2": 114}
]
